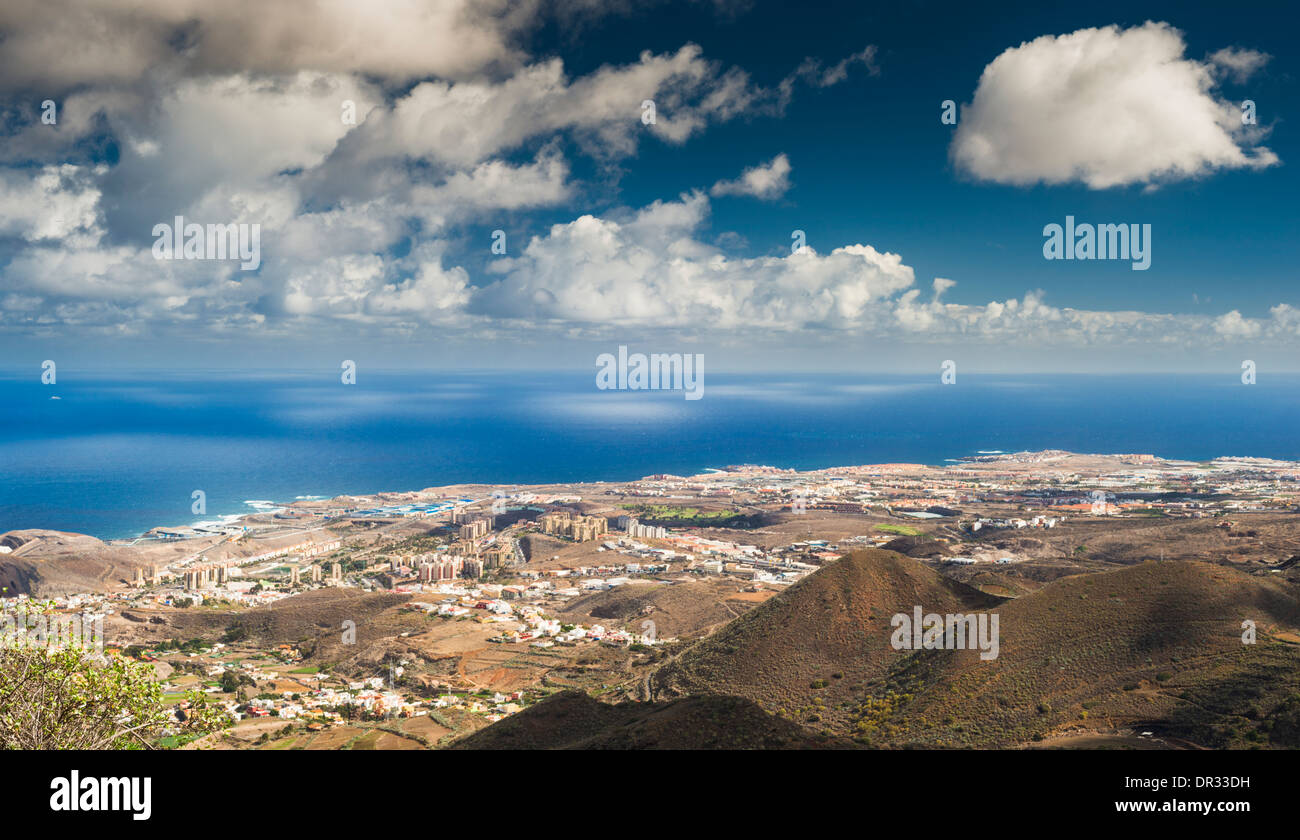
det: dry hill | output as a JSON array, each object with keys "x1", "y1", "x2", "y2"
[
  {"x1": 860, "y1": 559, "x2": 1300, "y2": 748},
  {"x1": 448, "y1": 690, "x2": 851, "y2": 750},
  {"x1": 650, "y1": 549, "x2": 1002, "y2": 717}
]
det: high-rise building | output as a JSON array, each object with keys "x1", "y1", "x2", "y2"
[
  {"x1": 457, "y1": 517, "x2": 493, "y2": 541},
  {"x1": 483, "y1": 546, "x2": 511, "y2": 569},
  {"x1": 623, "y1": 518, "x2": 668, "y2": 540},
  {"x1": 540, "y1": 512, "x2": 609, "y2": 541}
]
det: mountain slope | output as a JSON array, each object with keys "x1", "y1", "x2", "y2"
[
  {"x1": 650, "y1": 549, "x2": 1002, "y2": 723},
  {"x1": 650, "y1": 550, "x2": 1300, "y2": 748},
  {"x1": 448, "y1": 690, "x2": 852, "y2": 750},
  {"x1": 863, "y1": 559, "x2": 1300, "y2": 747}
]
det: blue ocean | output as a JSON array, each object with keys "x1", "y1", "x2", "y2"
[{"x1": 2, "y1": 370, "x2": 1298, "y2": 540}]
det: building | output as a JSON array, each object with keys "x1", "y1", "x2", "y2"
[
  {"x1": 418, "y1": 555, "x2": 479, "y2": 582},
  {"x1": 220, "y1": 531, "x2": 342, "y2": 566},
  {"x1": 183, "y1": 563, "x2": 229, "y2": 591},
  {"x1": 482, "y1": 546, "x2": 512, "y2": 570},
  {"x1": 458, "y1": 518, "x2": 492, "y2": 541},
  {"x1": 539, "y1": 512, "x2": 608, "y2": 542},
  {"x1": 622, "y1": 518, "x2": 667, "y2": 540}
]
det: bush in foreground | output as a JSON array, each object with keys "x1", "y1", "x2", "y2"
[{"x1": 0, "y1": 645, "x2": 227, "y2": 749}]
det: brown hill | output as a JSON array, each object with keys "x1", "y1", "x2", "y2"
[
  {"x1": 0, "y1": 529, "x2": 235, "y2": 597},
  {"x1": 650, "y1": 549, "x2": 1001, "y2": 723},
  {"x1": 447, "y1": 690, "x2": 852, "y2": 750},
  {"x1": 557, "y1": 579, "x2": 766, "y2": 640},
  {"x1": 859, "y1": 559, "x2": 1300, "y2": 748},
  {"x1": 153, "y1": 587, "x2": 411, "y2": 652},
  {"x1": 944, "y1": 565, "x2": 1040, "y2": 599},
  {"x1": 0, "y1": 529, "x2": 149, "y2": 596},
  {"x1": 880, "y1": 536, "x2": 951, "y2": 558}
]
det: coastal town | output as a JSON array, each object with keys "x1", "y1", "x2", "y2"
[{"x1": 5, "y1": 449, "x2": 1300, "y2": 748}]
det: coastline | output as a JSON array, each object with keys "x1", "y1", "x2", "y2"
[
  {"x1": 8, "y1": 372, "x2": 1300, "y2": 541},
  {"x1": 7, "y1": 448, "x2": 1295, "y2": 546}
]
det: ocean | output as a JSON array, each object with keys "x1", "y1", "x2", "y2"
[{"x1": 2, "y1": 370, "x2": 1298, "y2": 540}]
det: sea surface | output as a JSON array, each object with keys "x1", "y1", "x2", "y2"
[{"x1": 2, "y1": 370, "x2": 1298, "y2": 540}]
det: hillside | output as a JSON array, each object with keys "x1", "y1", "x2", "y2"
[
  {"x1": 0, "y1": 529, "x2": 151, "y2": 596},
  {"x1": 859, "y1": 559, "x2": 1300, "y2": 748},
  {"x1": 557, "y1": 579, "x2": 769, "y2": 640},
  {"x1": 113, "y1": 588, "x2": 415, "y2": 666},
  {"x1": 650, "y1": 549, "x2": 1002, "y2": 723},
  {"x1": 647, "y1": 550, "x2": 1300, "y2": 748},
  {"x1": 447, "y1": 690, "x2": 852, "y2": 750}
]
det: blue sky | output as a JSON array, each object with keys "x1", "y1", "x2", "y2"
[{"x1": 0, "y1": 0, "x2": 1296, "y2": 372}]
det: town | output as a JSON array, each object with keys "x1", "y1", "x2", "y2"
[{"x1": 5, "y1": 449, "x2": 1300, "y2": 748}]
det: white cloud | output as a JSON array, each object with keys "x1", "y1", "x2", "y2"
[
  {"x1": 1208, "y1": 47, "x2": 1270, "y2": 83},
  {"x1": 0, "y1": 165, "x2": 103, "y2": 245},
  {"x1": 792, "y1": 46, "x2": 878, "y2": 88},
  {"x1": 99, "y1": 72, "x2": 381, "y2": 235},
  {"x1": 339, "y1": 45, "x2": 781, "y2": 170},
  {"x1": 407, "y1": 149, "x2": 572, "y2": 227},
  {"x1": 0, "y1": 0, "x2": 538, "y2": 91},
  {"x1": 950, "y1": 22, "x2": 1278, "y2": 188},
  {"x1": 476, "y1": 192, "x2": 917, "y2": 329},
  {"x1": 1213, "y1": 309, "x2": 1263, "y2": 339},
  {"x1": 710, "y1": 153, "x2": 792, "y2": 200},
  {"x1": 4, "y1": 180, "x2": 1297, "y2": 356},
  {"x1": 0, "y1": 10, "x2": 1286, "y2": 364}
]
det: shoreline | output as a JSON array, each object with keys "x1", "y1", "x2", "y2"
[{"x1": 8, "y1": 448, "x2": 1298, "y2": 545}]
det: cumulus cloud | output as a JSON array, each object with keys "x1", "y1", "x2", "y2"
[
  {"x1": 710, "y1": 153, "x2": 792, "y2": 199},
  {"x1": 0, "y1": 22, "x2": 863, "y2": 339},
  {"x1": 408, "y1": 150, "x2": 572, "y2": 225},
  {"x1": 1, "y1": 172, "x2": 1294, "y2": 353},
  {"x1": 0, "y1": 7, "x2": 1287, "y2": 362},
  {"x1": 1208, "y1": 47, "x2": 1270, "y2": 83},
  {"x1": 950, "y1": 22, "x2": 1278, "y2": 188},
  {"x1": 99, "y1": 72, "x2": 382, "y2": 239},
  {"x1": 475, "y1": 192, "x2": 916, "y2": 328},
  {"x1": 336, "y1": 45, "x2": 802, "y2": 171},
  {"x1": 0, "y1": 164, "x2": 103, "y2": 245},
  {"x1": 461, "y1": 192, "x2": 1285, "y2": 350},
  {"x1": 1213, "y1": 309, "x2": 1263, "y2": 339},
  {"x1": 0, "y1": 0, "x2": 538, "y2": 91}
]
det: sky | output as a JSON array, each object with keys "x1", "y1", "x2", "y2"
[{"x1": 0, "y1": 0, "x2": 1296, "y2": 374}]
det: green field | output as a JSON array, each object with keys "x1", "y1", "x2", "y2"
[
  {"x1": 620, "y1": 504, "x2": 757, "y2": 528},
  {"x1": 873, "y1": 524, "x2": 922, "y2": 536}
]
